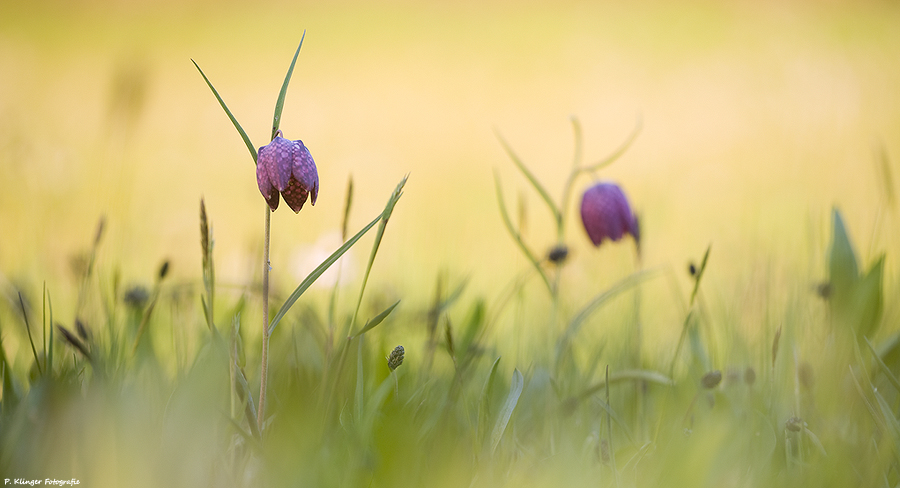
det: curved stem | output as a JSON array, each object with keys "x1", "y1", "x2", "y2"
[{"x1": 258, "y1": 205, "x2": 272, "y2": 434}]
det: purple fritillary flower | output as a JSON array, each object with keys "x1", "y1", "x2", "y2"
[
  {"x1": 256, "y1": 130, "x2": 319, "y2": 213},
  {"x1": 580, "y1": 182, "x2": 639, "y2": 247}
]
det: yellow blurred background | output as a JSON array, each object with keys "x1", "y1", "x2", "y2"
[{"x1": 1, "y1": 0, "x2": 899, "y2": 344}]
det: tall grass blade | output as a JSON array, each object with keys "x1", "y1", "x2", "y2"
[
  {"x1": 234, "y1": 363, "x2": 260, "y2": 439},
  {"x1": 689, "y1": 244, "x2": 711, "y2": 307},
  {"x1": 342, "y1": 176, "x2": 354, "y2": 242},
  {"x1": 271, "y1": 32, "x2": 306, "y2": 140},
  {"x1": 192, "y1": 59, "x2": 257, "y2": 164},
  {"x1": 495, "y1": 131, "x2": 560, "y2": 222},
  {"x1": 46, "y1": 288, "x2": 53, "y2": 373},
  {"x1": 355, "y1": 338, "x2": 364, "y2": 422},
  {"x1": 866, "y1": 337, "x2": 900, "y2": 394},
  {"x1": 269, "y1": 213, "x2": 381, "y2": 336},
  {"x1": 855, "y1": 255, "x2": 885, "y2": 341},
  {"x1": 563, "y1": 268, "x2": 657, "y2": 341},
  {"x1": 18, "y1": 292, "x2": 41, "y2": 377},
  {"x1": 583, "y1": 116, "x2": 643, "y2": 172},
  {"x1": 350, "y1": 175, "x2": 408, "y2": 335},
  {"x1": 478, "y1": 357, "x2": 502, "y2": 446},
  {"x1": 876, "y1": 142, "x2": 895, "y2": 208},
  {"x1": 490, "y1": 368, "x2": 524, "y2": 454},
  {"x1": 0, "y1": 315, "x2": 20, "y2": 411},
  {"x1": 494, "y1": 171, "x2": 552, "y2": 293}
]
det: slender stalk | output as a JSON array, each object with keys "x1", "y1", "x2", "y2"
[{"x1": 258, "y1": 206, "x2": 272, "y2": 433}]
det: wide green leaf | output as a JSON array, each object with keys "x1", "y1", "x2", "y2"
[{"x1": 828, "y1": 208, "x2": 859, "y2": 309}]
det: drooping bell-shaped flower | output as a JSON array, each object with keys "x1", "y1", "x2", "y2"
[
  {"x1": 580, "y1": 181, "x2": 639, "y2": 247},
  {"x1": 256, "y1": 130, "x2": 319, "y2": 212}
]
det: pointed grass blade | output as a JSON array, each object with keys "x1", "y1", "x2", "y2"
[
  {"x1": 689, "y1": 244, "x2": 711, "y2": 307},
  {"x1": 350, "y1": 175, "x2": 408, "y2": 334},
  {"x1": 490, "y1": 368, "x2": 524, "y2": 454},
  {"x1": 268, "y1": 212, "x2": 382, "y2": 336},
  {"x1": 478, "y1": 356, "x2": 501, "y2": 445},
  {"x1": 866, "y1": 336, "x2": 900, "y2": 394},
  {"x1": 353, "y1": 300, "x2": 400, "y2": 339},
  {"x1": 192, "y1": 59, "x2": 257, "y2": 164},
  {"x1": 583, "y1": 115, "x2": 643, "y2": 172},
  {"x1": 494, "y1": 171, "x2": 552, "y2": 294},
  {"x1": 271, "y1": 31, "x2": 306, "y2": 140},
  {"x1": 495, "y1": 131, "x2": 560, "y2": 221}
]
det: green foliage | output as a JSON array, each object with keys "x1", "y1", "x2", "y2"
[{"x1": 828, "y1": 208, "x2": 885, "y2": 342}]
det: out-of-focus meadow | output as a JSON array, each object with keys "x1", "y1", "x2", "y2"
[{"x1": 2, "y1": 0, "x2": 900, "y2": 486}]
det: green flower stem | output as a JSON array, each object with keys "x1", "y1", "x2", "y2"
[{"x1": 258, "y1": 205, "x2": 272, "y2": 433}]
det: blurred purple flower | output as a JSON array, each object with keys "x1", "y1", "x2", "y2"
[
  {"x1": 580, "y1": 182, "x2": 639, "y2": 247},
  {"x1": 256, "y1": 130, "x2": 319, "y2": 212}
]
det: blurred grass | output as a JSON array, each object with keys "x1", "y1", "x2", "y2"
[{"x1": 1, "y1": 1, "x2": 900, "y2": 485}]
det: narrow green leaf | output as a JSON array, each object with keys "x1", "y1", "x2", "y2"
[
  {"x1": 478, "y1": 356, "x2": 502, "y2": 446},
  {"x1": 855, "y1": 255, "x2": 885, "y2": 341},
  {"x1": 494, "y1": 171, "x2": 552, "y2": 294},
  {"x1": 876, "y1": 142, "x2": 895, "y2": 207},
  {"x1": 0, "y1": 315, "x2": 20, "y2": 412},
  {"x1": 269, "y1": 212, "x2": 382, "y2": 336},
  {"x1": 490, "y1": 368, "x2": 524, "y2": 454},
  {"x1": 355, "y1": 338, "x2": 364, "y2": 422},
  {"x1": 353, "y1": 300, "x2": 400, "y2": 338},
  {"x1": 583, "y1": 115, "x2": 643, "y2": 172},
  {"x1": 575, "y1": 369, "x2": 674, "y2": 402},
  {"x1": 564, "y1": 268, "x2": 658, "y2": 341},
  {"x1": 271, "y1": 31, "x2": 306, "y2": 140},
  {"x1": 18, "y1": 292, "x2": 41, "y2": 377},
  {"x1": 495, "y1": 131, "x2": 560, "y2": 221},
  {"x1": 341, "y1": 175, "x2": 354, "y2": 242},
  {"x1": 865, "y1": 337, "x2": 900, "y2": 394},
  {"x1": 689, "y1": 244, "x2": 711, "y2": 307},
  {"x1": 234, "y1": 363, "x2": 260, "y2": 439},
  {"x1": 192, "y1": 59, "x2": 257, "y2": 164},
  {"x1": 351, "y1": 175, "x2": 408, "y2": 335}
]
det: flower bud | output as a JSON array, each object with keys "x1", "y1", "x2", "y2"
[
  {"x1": 579, "y1": 182, "x2": 639, "y2": 248},
  {"x1": 256, "y1": 130, "x2": 319, "y2": 213}
]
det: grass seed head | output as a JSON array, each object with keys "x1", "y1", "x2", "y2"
[
  {"x1": 547, "y1": 244, "x2": 569, "y2": 264},
  {"x1": 744, "y1": 366, "x2": 756, "y2": 386},
  {"x1": 388, "y1": 345, "x2": 405, "y2": 371},
  {"x1": 701, "y1": 370, "x2": 722, "y2": 389}
]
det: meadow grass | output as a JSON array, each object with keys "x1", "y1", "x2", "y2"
[
  {"x1": 1, "y1": 77, "x2": 897, "y2": 485},
  {"x1": 0, "y1": 190, "x2": 896, "y2": 488},
  {"x1": 2, "y1": 2, "x2": 900, "y2": 486}
]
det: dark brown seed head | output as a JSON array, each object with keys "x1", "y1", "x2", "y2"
[
  {"x1": 701, "y1": 370, "x2": 722, "y2": 389},
  {"x1": 158, "y1": 261, "x2": 170, "y2": 280},
  {"x1": 548, "y1": 244, "x2": 569, "y2": 265},
  {"x1": 744, "y1": 366, "x2": 756, "y2": 386},
  {"x1": 75, "y1": 318, "x2": 90, "y2": 341}
]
